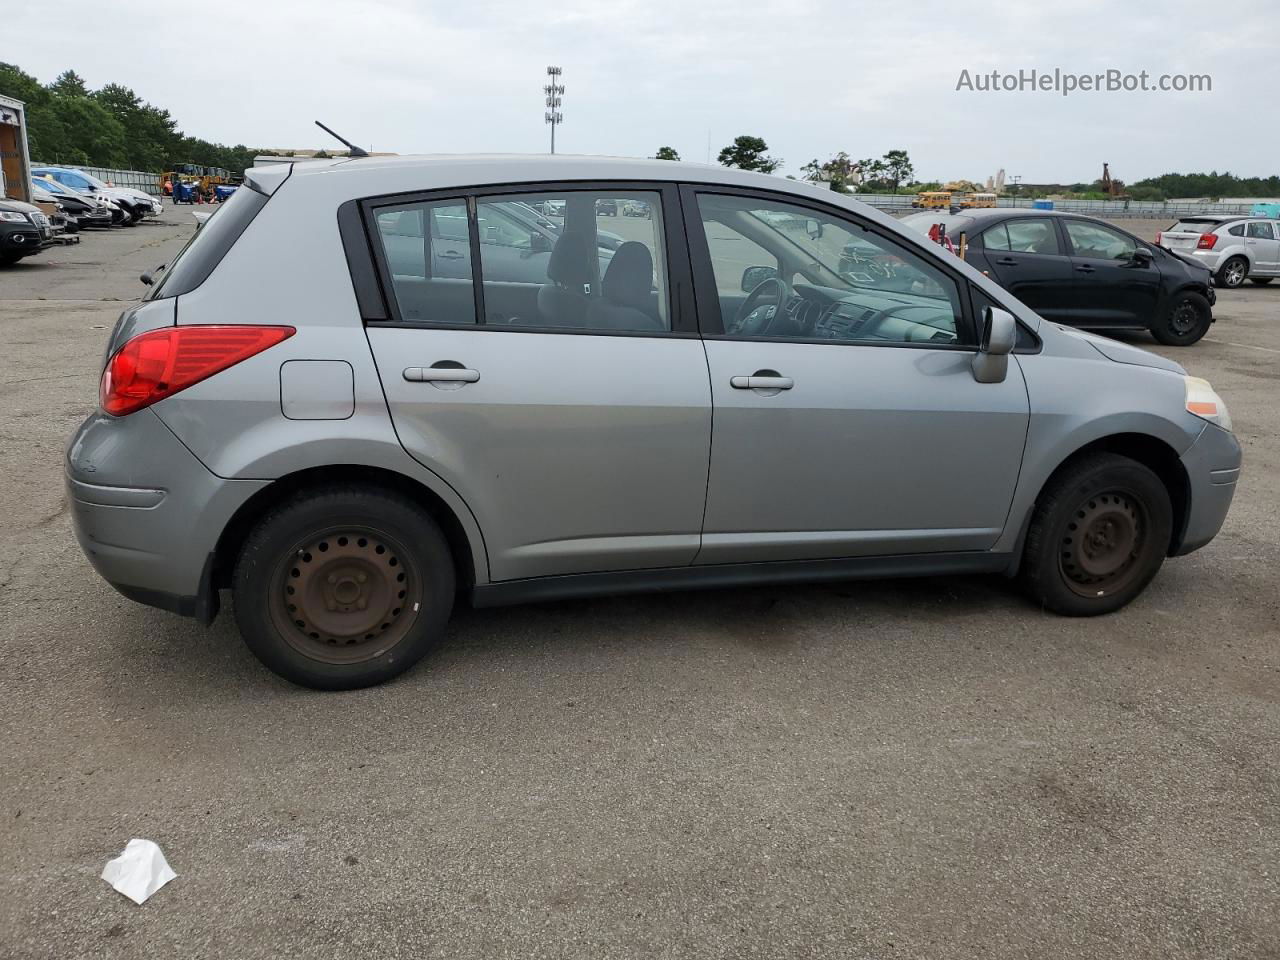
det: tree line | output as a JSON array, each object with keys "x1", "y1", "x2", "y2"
[{"x1": 1, "y1": 63, "x2": 267, "y2": 174}]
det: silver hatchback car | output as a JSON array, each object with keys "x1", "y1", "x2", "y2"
[
  {"x1": 68, "y1": 156, "x2": 1242, "y2": 689},
  {"x1": 1159, "y1": 215, "x2": 1280, "y2": 288}
]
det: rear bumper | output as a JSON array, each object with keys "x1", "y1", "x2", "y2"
[
  {"x1": 1173, "y1": 423, "x2": 1242, "y2": 556},
  {"x1": 66, "y1": 408, "x2": 267, "y2": 622}
]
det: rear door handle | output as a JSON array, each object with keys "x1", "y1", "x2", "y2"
[
  {"x1": 994, "y1": 257, "x2": 1018, "y2": 266},
  {"x1": 403, "y1": 367, "x2": 480, "y2": 383},
  {"x1": 438, "y1": 250, "x2": 467, "y2": 260},
  {"x1": 1076, "y1": 264, "x2": 1096, "y2": 273},
  {"x1": 730, "y1": 375, "x2": 794, "y2": 390}
]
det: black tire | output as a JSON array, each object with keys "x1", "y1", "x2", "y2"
[
  {"x1": 1250, "y1": 277, "x2": 1273, "y2": 285},
  {"x1": 1021, "y1": 453, "x2": 1172, "y2": 617},
  {"x1": 233, "y1": 486, "x2": 455, "y2": 690},
  {"x1": 1214, "y1": 256, "x2": 1248, "y2": 288},
  {"x1": 1151, "y1": 290, "x2": 1211, "y2": 346}
]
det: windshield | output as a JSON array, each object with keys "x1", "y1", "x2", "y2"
[{"x1": 75, "y1": 170, "x2": 111, "y2": 189}]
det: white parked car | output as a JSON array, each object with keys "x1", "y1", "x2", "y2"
[{"x1": 1158, "y1": 216, "x2": 1280, "y2": 288}]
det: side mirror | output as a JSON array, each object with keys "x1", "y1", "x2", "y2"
[
  {"x1": 805, "y1": 218, "x2": 823, "y2": 240},
  {"x1": 972, "y1": 306, "x2": 1016, "y2": 383},
  {"x1": 1132, "y1": 247, "x2": 1153, "y2": 266},
  {"x1": 741, "y1": 265, "x2": 778, "y2": 292},
  {"x1": 529, "y1": 232, "x2": 553, "y2": 254}
]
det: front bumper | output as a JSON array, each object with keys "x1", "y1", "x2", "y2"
[
  {"x1": 1, "y1": 225, "x2": 43, "y2": 256},
  {"x1": 1173, "y1": 422, "x2": 1242, "y2": 556},
  {"x1": 66, "y1": 408, "x2": 268, "y2": 622}
]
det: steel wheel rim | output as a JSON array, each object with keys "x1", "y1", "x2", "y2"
[
  {"x1": 268, "y1": 525, "x2": 421, "y2": 665},
  {"x1": 1171, "y1": 299, "x2": 1200, "y2": 334},
  {"x1": 1058, "y1": 491, "x2": 1147, "y2": 598}
]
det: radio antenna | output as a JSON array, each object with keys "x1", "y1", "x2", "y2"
[{"x1": 314, "y1": 121, "x2": 369, "y2": 158}]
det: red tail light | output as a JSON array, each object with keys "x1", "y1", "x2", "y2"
[
  {"x1": 100, "y1": 325, "x2": 295, "y2": 416},
  {"x1": 1197, "y1": 233, "x2": 1218, "y2": 250}
]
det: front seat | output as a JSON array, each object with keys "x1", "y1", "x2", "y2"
[
  {"x1": 585, "y1": 242, "x2": 662, "y2": 331},
  {"x1": 537, "y1": 230, "x2": 594, "y2": 327}
]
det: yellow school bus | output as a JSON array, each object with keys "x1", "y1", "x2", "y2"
[
  {"x1": 957, "y1": 192, "x2": 997, "y2": 208},
  {"x1": 912, "y1": 191, "x2": 952, "y2": 209}
]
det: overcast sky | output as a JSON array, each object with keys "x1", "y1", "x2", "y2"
[{"x1": 8, "y1": 0, "x2": 1278, "y2": 183}]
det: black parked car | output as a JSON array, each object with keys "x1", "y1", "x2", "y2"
[
  {"x1": 0, "y1": 199, "x2": 50, "y2": 266},
  {"x1": 898, "y1": 209, "x2": 1217, "y2": 346}
]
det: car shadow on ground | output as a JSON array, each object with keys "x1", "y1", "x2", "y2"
[{"x1": 116, "y1": 571, "x2": 1046, "y2": 699}]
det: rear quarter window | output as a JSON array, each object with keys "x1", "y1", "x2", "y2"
[{"x1": 145, "y1": 185, "x2": 268, "y2": 300}]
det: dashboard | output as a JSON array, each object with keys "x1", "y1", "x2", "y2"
[{"x1": 773, "y1": 283, "x2": 960, "y2": 344}]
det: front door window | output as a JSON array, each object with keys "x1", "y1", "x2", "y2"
[{"x1": 693, "y1": 193, "x2": 964, "y2": 345}]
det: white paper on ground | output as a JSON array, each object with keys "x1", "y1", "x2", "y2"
[{"x1": 101, "y1": 839, "x2": 177, "y2": 905}]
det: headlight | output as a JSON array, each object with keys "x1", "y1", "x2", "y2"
[
  {"x1": 0, "y1": 211, "x2": 29, "y2": 223},
  {"x1": 1185, "y1": 376, "x2": 1232, "y2": 432}
]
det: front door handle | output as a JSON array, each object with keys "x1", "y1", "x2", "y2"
[
  {"x1": 1076, "y1": 264, "x2": 1096, "y2": 273},
  {"x1": 438, "y1": 249, "x2": 467, "y2": 260},
  {"x1": 730, "y1": 374, "x2": 794, "y2": 390},
  {"x1": 994, "y1": 257, "x2": 1019, "y2": 266},
  {"x1": 403, "y1": 367, "x2": 480, "y2": 383}
]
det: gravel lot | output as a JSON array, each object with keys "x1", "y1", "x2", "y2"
[{"x1": 1, "y1": 205, "x2": 1277, "y2": 959}]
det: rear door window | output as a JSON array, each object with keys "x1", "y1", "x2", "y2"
[
  {"x1": 474, "y1": 190, "x2": 670, "y2": 332},
  {"x1": 1246, "y1": 221, "x2": 1276, "y2": 239},
  {"x1": 982, "y1": 224, "x2": 1011, "y2": 251},
  {"x1": 370, "y1": 198, "x2": 476, "y2": 325},
  {"x1": 1004, "y1": 218, "x2": 1060, "y2": 255}
]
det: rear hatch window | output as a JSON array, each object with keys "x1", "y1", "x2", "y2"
[
  {"x1": 1166, "y1": 219, "x2": 1220, "y2": 234},
  {"x1": 145, "y1": 185, "x2": 268, "y2": 300}
]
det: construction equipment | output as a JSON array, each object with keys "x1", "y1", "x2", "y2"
[
  {"x1": 162, "y1": 164, "x2": 234, "y2": 197},
  {"x1": 1100, "y1": 163, "x2": 1128, "y2": 199}
]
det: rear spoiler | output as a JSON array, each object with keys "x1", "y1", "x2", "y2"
[{"x1": 244, "y1": 162, "x2": 293, "y2": 197}]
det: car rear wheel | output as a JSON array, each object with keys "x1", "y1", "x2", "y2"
[
  {"x1": 233, "y1": 486, "x2": 455, "y2": 690},
  {"x1": 1020, "y1": 453, "x2": 1172, "y2": 616},
  {"x1": 1250, "y1": 277, "x2": 1273, "y2": 285},
  {"x1": 1215, "y1": 256, "x2": 1248, "y2": 288},
  {"x1": 1151, "y1": 290, "x2": 1211, "y2": 346}
]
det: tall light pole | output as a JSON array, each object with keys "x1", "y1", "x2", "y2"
[{"x1": 544, "y1": 66, "x2": 564, "y2": 154}]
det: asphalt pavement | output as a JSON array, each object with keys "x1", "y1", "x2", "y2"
[{"x1": 1, "y1": 203, "x2": 1277, "y2": 959}]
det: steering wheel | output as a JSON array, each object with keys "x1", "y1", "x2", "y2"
[{"x1": 729, "y1": 277, "x2": 791, "y2": 337}]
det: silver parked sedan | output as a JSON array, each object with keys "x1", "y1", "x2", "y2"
[{"x1": 67, "y1": 155, "x2": 1242, "y2": 689}]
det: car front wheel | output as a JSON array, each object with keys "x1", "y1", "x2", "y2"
[
  {"x1": 233, "y1": 486, "x2": 455, "y2": 690},
  {"x1": 1020, "y1": 453, "x2": 1173, "y2": 616},
  {"x1": 1151, "y1": 290, "x2": 1211, "y2": 346}
]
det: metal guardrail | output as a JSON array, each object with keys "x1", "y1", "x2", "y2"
[
  {"x1": 31, "y1": 163, "x2": 163, "y2": 196},
  {"x1": 853, "y1": 194, "x2": 1259, "y2": 219}
]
